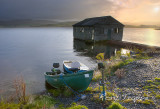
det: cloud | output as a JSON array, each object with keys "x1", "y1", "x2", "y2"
[
  {"x1": 0, "y1": 0, "x2": 114, "y2": 20},
  {"x1": 0, "y1": 0, "x2": 159, "y2": 25},
  {"x1": 107, "y1": 0, "x2": 160, "y2": 24}
]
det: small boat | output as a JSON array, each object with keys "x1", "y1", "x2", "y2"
[
  {"x1": 63, "y1": 60, "x2": 89, "y2": 74},
  {"x1": 44, "y1": 70, "x2": 94, "y2": 92}
]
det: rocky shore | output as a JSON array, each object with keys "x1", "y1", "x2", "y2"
[
  {"x1": 45, "y1": 55, "x2": 160, "y2": 109},
  {"x1": 108, "y1": 55, "x2": 160, "y2": 109}
]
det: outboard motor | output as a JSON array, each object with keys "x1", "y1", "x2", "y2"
[
  {"x1": 51, "y1": 63, "x2": 61, "y2": 75},
  {"x1": 53, "y1": 63, "x2": 60, "y2": 68}
]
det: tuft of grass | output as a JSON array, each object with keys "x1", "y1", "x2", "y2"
[
  {"x1": 123, "y1": 99, "x2": 133, "y2": 103},
  {"x1": 108, "y1": 102, "x2": 124, "y2": 109},
  {"x1": 106, "y1": 91, "x2": 117, "y2": 97},
  {"x1": 92, "y1": 71, "x2": 102, "y2": 82},
  {"x1": 146, "y1": 80, "x2": 153, "y2": 83},
  {"x1": 48, "y1": 89, "x2": 62, "y2": 97},
  {"x1": 110, "y1": 58, "x2": 134, "y2": 73},
  {"x1": 85, "y1": 87, "x2": 93, "y2": 93},
  {"x1": 66, "y1": 102, "x2": 88, "y2": 109},
  {"x1": 143, "y1": 85, "x2": 158, "y2": 89},
  {"x1": 141, "y1": 99, "x2": 154, "y2": 105},
  {"x1": 155, "y1": 78, "x2": 160, "y2": 82},
  {"x1": 0, "y1": 100, "x2": 20, "y2": 109},
  {"x1": 136, "y1": 99, "x2": 143, "y2": 104},
  {"x1": 24, "y1": 95, "x2": 57, "y2": 109},
  {"x1": 156, "y1": 94, "x2": 160, "y2": 99},
  {"x1": 48, "y1": 87, "x2": 74, "y2": 97},
  {"x1": 143, "y1": 93, "x2": 149, "y2": 97}
]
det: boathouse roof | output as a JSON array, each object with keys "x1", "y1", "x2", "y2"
[{"x1": 73, "y1": 16, "x2": 124, "y2": 27}]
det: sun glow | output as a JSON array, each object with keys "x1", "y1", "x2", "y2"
[{"x1": 154, "y1": 7, "x2": 159, "y2": 12}]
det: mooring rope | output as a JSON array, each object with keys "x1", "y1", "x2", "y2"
[{"x1": 59, "y1": 74, "x2": 81, "y2": 101}]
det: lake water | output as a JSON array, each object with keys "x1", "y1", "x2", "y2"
[{"x1": 0, "y1": 27, "x2": 160, "y2": 96}]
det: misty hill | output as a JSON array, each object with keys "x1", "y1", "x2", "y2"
[
  {"x1": 0, "y1": 19, "x2": 78, "y2": 27},
  {"x1": 0, "y1": 20, "x2": 159, "y2": 28}
]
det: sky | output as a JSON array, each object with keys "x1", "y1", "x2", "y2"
[{"x1": 0, "y1": 0, "x2": 160, "y2": 25}]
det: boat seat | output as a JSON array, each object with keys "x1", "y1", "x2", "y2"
[
  {"x1": 69, "y1": 68, "x2": 80, "y2": 73},
  {"x1": 71, "y1": 62, "x2": 80, "y2": 69}
]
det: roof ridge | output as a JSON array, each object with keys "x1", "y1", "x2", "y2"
[{"x1": 73, "y1": 16, "x2": 124, "y2": 27}]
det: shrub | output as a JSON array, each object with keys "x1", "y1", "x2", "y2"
[
  {"x1": 114, "y1": 69, "x2": 126, "y2": 79},
  {"x1": 96, "y1": 53, "x2": 104, "y2": 61}
]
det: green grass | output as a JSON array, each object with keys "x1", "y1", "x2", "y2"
[
  {"x1": 135, "y1": 99, "x2": 154, "y2": 105},
  {"x1": 85, "y1": 87, "x2": 94, "y2": 93},
  {"x1": 144, "y1": 78, "x2": 160, "y2": 89},
  {"x1": 66, "y1": 102, "x2": 88, "y2": 109},
  {"x1": 143, "y1": 85, "x2": 158, "y2": 89},
  {"x1": 0, "y1": 100, "x2": 20, "y2": 109},
  {"x1": 24, "y1": 95, "x2": 57, "y2": 109},
  {"x1": 146, "y1": 80, "x2": 153, "y2": 83},
  {"x1": 48, "y1": 89, "x2": 62, "y2": 97},
  {"x1": 109, "y1": 58, "x2": 134, "y2": 73},
  {"x1": 123, "y1": 99, "x2": 133, "y2": 103},
  {"x1": 0, "y1": 95, "x2": 58, "y2": 109},
  {"x1": 156, "y1": 94, "x2": 160, "y2": 99},
  {"x1": 48, "y1": 87, "x2": 74, "y2": 97},
  {"x1": 155, "y1": 78, "x2": 160, "y2": 82},
  {"x1": 108, "y1": 102, "x2": 124, "y2": 109},
  {"x1": 142, "y1": 99, "x2": 154, "y2": 105}
]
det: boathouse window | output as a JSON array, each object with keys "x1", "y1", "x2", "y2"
[
  {"x1": 114, "y1": 28, "x2": 119, "y2": 34},
  {"x1": 80, "y1": 27, "x2": 84, "y2": 32}
]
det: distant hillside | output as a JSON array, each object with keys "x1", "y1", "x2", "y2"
[
  {"x1": 0, "y1": 20, "x2": 159, "y2": 28},
  {"x1": 41, "y1": 21, "x2": 78, "y2": 27},
  {"x1": 125, "y1": 25, "x2": 159, "y2": 28},
  {"x1": 0, "y1": 20, "x2": 78, "y2": 27}
]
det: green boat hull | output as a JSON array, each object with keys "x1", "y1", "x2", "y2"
[{"x1": 44, "y1": 70, "x2": 94, "y2": 92}]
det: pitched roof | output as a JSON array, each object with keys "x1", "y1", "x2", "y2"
[{"x1": 73, "y1": 16, "x2": 124, "y2": 27}]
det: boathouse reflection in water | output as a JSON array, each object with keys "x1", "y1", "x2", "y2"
[{"x1": 73, "y1": 40, "x2": 121, "y2": 59}]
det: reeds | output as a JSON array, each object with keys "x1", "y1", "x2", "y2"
[{"x1": 14, "y1": 76, "x2": 26, "y2": 104}]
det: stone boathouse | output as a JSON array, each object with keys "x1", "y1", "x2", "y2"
[{"x1": 73, "y1": 16, "x2": 124, "y2": 42}]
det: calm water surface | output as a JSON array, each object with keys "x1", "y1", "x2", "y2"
[{"x1": 0, "y1": 27, "x2": 160, "y2": 96}]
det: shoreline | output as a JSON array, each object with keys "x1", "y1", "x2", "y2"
[
  {"x1": 0, "y1": 53, "x2": 160, "y2": 109},
  {"x1": 39, "y1": 54, "x2": 160, "y2": 109}
]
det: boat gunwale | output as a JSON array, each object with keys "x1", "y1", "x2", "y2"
[
  {"x1": 44, "y1": 70, "x2": 94, "y2": 78},
  {"x1": 63, "y1": 60, "x2": 89, "y2": 70}
]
